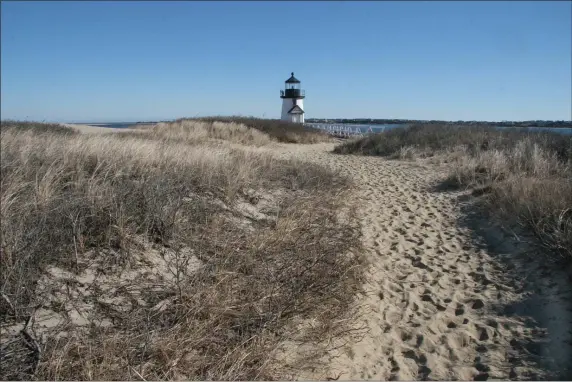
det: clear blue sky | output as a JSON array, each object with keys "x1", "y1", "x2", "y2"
[{"x1": 1, "y1": 1, "x2": 571, "y2": 122}]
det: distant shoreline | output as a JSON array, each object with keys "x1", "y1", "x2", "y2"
[{"x1": 306, "y1": 119, "x2": 572, "y2": 128}]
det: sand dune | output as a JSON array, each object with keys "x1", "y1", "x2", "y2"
[
  {"x1": 271, "y1": 142, "x2": 572, "y2": 381},
  {"x1": 56, "y1": 125, "x2": 572, "y2": 380}
]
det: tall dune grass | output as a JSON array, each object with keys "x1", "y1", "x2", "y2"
[
  {"x1": 334, "y1": 124, "x2": 571, "y2": 162},
  {"x1": 335, "y1": 124, "x2": 572, "y2": 261},
  {"x1": 448, "y1": 139, "x2": 572, "y2": 259},
  {"x1": 142, "y1": 119, "x2": 274, "y2": 146},
  {"x1": 127, "y1": 117, "x2": 330, "y2": 145},
  {"x1": 190, "y1": 116, "x2": 331, "y2": 144},
  {"x1": 0, "y1": 120, "x2": 77, "y2": 135},
  {"x1": 0, "y1": 121, "x2": 363, "y2": 380}
]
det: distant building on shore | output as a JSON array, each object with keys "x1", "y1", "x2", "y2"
[{"x1": 280, "y1": 72, "x2": 305, "y2": 123}]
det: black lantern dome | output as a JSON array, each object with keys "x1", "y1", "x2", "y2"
[
  {"x1": 280, "y1": 72, "x2": 305, "y2": 99},
  {"x1": 285, "y1": 72, "x2": 300, "y2": 84}
]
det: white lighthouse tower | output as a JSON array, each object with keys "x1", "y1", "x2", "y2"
[{"x1": 280, "y1": 72, "x2": 305, "y2": 123}]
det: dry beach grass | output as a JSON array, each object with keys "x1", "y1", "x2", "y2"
[
  {"x1": 191, "y1": 116, "x2": 331, "y2": 144},
  {"x1": 0, "y1": 120, "x2": 364, "y2": 380}
]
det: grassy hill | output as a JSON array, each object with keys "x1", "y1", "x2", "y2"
[{"x1": 0, "y1": 119, "x2": 362, "y2": 380}]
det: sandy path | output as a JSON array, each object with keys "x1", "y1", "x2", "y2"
[{"x1": 272, "y1": 142, "x2": 572, "y2": 381}]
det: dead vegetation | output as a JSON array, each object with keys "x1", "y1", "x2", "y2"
[
  {"x1": 335, "y1": 124, "x2": 572, "y2": 261},
  {"x1": 190, "y1": 116, "x2": 331, "y2": 144},
  {"x1": 0, "y1": 121, "x2": 364, "y2": 380},
  {"x1": 123, "y1": 117, "x2": 330, "y2": 146},
  {"x1": 134, "y1": 119, "x2": 274, "y2": 146},
  {"x1": 0, "y1": 120, "x2": 78, "y2": 136}
]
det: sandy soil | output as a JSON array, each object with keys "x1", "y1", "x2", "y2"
[
  {"x1": 270, "y1": 142, "x2": 572, "y2": 381},
  {"x1": 62, "y1": 123, "x2": 144, "y2": 134}
]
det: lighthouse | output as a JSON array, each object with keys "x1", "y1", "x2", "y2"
[{"x1": 280, "y1": 72, "x2": 305, "y2": 123}]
